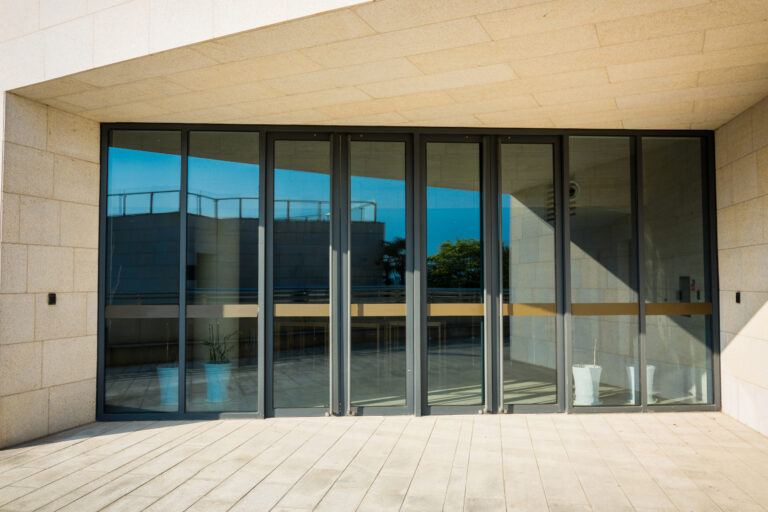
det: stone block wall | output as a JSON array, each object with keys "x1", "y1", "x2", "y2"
[
  {"x1": 716, "y1": 93, "x2": 768, "y2": 436},
  {"x1": 0, "y1": 93, "x2": 99, "y2": 448}
]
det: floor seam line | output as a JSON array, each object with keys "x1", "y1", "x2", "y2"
[
  {"x1": 59, "y1": 420, "x2": 243, "y2": 512},
  {"x1": 353, "y1": 416, "x2": 412, "y2": 511},
  {"x1": 397, "y1": 417, "x2": 437, "y2": 512},
  {"x1": 265, "y1": 419, "x2": 358, "y2": 511},
  {"x1": 311, "y1": 416, "x2": 385, "y2": 510}
]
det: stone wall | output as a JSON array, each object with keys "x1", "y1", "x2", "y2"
[
  {"x1": 716, "y1": 93, "x2": 768, "y2": 436},
  {"x1": 0, "y1": 93, "x2": 99, "y2": 448}
]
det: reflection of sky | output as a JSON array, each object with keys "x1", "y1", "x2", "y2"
[
  {"x1": 352, "y1": 175, "x2": 404, "y2": 242},
  {"x1": 189, "y1": 156, "x2": 259, "y2": 218},
  {"x1": 107, "y1": 148, "x2": 180, "y2": 215},
  {"x1": 107, "y1": 149, "x2": 478, "y2": 252},
  {"x1": 274, "y1": 168, "x2": 330, "y2": 220},
  {"x1": 427, "y1": 186, "x2": 480, "y2": 255}
]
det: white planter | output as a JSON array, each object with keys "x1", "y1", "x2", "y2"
[
  {"x1": 647, "y1": 364, "x2": 656, "y2": 403},
  {"x1": 626, "y1": 364, "x2": 657, "y2": 404},
  {"x1": 204, "y1": 362, "x2": 232, "y2": 402},
  {"x1": 156, "y1": 365, "x2": 178, "y2": 405},
  {"x1": 573, "y1": 364, "x2": 602, "y2": 406}
]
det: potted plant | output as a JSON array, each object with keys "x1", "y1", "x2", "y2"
[
  {"x1": 156, "y1": 338, "x2": 178, "y2": 406},
  {"x1": 203, "y1": 323, "x2": 235, "y2": 402},
  {"x1": 573, "y1": 337, "x2": 602, "y2": 406}
]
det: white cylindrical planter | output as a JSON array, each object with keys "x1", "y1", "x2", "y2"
[
  {"x1": 646, "y1": 364, "x2": 656, "y2": 403},
  {"x1": 573, "y1": 364, "x2": 602, "y2": 406},
  {"x1": 626, "y1": 364, "x2": 657, "y2": 404}
]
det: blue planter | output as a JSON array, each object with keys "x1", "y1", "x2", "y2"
[
  {"x1": 204, "y1": 362, "x2": 232, "y2": 402},
  {"x1": 156, "y1": 365, "x2": 178, "y2": 405}
]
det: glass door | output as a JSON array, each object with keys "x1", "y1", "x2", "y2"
[
  {"x1": 268, "y1": 134, "x2": 333, "y2": 414},
  {"x1": 345, "y1": 135, "x2": 412, "y2": 414},
  {"x1": 185, "y1": 131, "x2": 261, "y2": 413},
  {"x1": 422, "y1": 137, "x2": 486, "y2": 411},
  {"x1": 568, "y1": 136, "x2": 639, "y2": 408},
  {"x1": 499, "y1": 138, "x2": 562, "y2": 412}
]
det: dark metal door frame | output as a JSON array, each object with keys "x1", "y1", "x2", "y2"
[{"x1": 96, "y1": 123, "x2": 720, "y2": 421}]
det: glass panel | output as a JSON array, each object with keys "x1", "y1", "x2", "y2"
[
  {"x1": 569, "y1": 136, "x2": 638, "y2": 406},
  {"x1": 426, "y1": 142, "x2": 483, "y2": 406},
  {"x1": 643, "y1": 137, "x2": 712, "y2": 404},
  {"x1": 349, "y1": 141, "x2": 407, "y2": 407},
  {"x1": 273, "y1": 139, "x2": 331, "y2": 409},
  {"x1": 105, "y1": 130, "x2": 181, "y2": 413},
  {"x1": 501, "y1": 143, "x2": 557, "y2": 404},
  {"x1": 185, "y1": 131, "x2": 260, "y2": 412}
]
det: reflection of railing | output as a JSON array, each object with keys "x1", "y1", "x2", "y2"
[
  {"x1": 108, "y1": 191, "x2": 180, "y2": 216},
  {"x1": 274, "y1": 199, "x2": 376, "y2": 221},
  {"x1": 188, "y1": 194, "x2": 258, "y2": 219},
  {"x1": 107, "y1": 191, "x2": 377, "y2": 221}
]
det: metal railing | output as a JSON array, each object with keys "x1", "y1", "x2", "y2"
[{"x1": 107, "y1": 191, "x2": 377, "y2": 221}]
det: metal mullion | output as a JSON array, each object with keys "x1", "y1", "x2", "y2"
[
  {"x1": 339, "y1": 134, "x2": 351, "y2": 415},
  {"x1": 414, "y1": 133, "x2": 426, "y2": 416},
  {"x1": 635, "y1": 136, "x2": 648, "y2": 411},
  {"x1": 96, "y1": 126, "x2": 109, "y2": 419},
  {"x1": 405, "y1": 134, "x2": 416, "y2": 415},
  {"x1": 264, "y1": 133, "x2": 276, "y2": 416},
  {"x1": 329, "y1": 133, "x2": 339, "y2": 416},
  {"x1": 553, "y1": 136, "x2": 566, "y2": 412},
  {"x1": 178, "y1": 128, "x2": 189, "y2": 413},
  {"x1": 496, "y1": 137, "x2": 505, "y2": 414},
  {"x1": 331, "y1": 133, "x2": 345, "y2": 416},
  {"x1": 704, "y1": 134, "x2": 721, "y2": 408},
  {"x1": 562, "y1": 136, "x2": 573, "y2": 413},
  {"x1": 257, "y1": 131, "x2": 267, "y2": 418},
  {"x1": 482, "y1": 135, "x2": 498, "y2": 413}
]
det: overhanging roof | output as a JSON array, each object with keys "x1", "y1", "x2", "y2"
[{"x1": 11, "y1": 0, "x2": 768, "y2": 130}]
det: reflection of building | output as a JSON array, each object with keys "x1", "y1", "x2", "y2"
[
  {"x1": 3, "y1": 1, "x2": 768, "y2": 448},
  {"x1": 106, "y1": 196, "x2": 388, "y2": 297}
]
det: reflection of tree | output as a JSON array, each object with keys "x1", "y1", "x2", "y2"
[
  {"x1": 377, "y1": 237, "x2": 406, "y2": 285},
  {"x1": 428, "y1": 238, "x2": 481, "y2": 289}
]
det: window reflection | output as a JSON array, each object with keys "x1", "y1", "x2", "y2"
[
  {"x1": 272, "y1": 139, "x2": 331, "y2": 409},
  {"x1": 501, "y1": 143, "x2": 557, "y2": 405},
  {"x1": 643, "y1": 137, "x2": 712, "y2": 404},
  {"x1": 569, "y1": 136, "x2": 638, "y2": 406},
  {"x1": 350, "y1": 141, "x2": 407, "y2": 407},
  {"x1": 426, "y1": 142, "x2": 484, "y2": 406},
  {"x1": 185, "y1": 131, "x2": 260, "y2": 412},
  {"x1": 104, "y1": 130, "x2": 181, "y2": 413}
]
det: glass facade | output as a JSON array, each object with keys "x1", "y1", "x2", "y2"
[
  {"x1": 104, "y1": 130, "x2": 181, "y2": 413},
  {"x1": 349, "y1": 140, "x2": 408, "y2": 407},
  {"x1": 185, "y1": 131, "x2": 260, "y2": 412},
  {"x1": 426, "y1": 141, "x2": 484, "y2": 406},
  {"x1": 642, "y1": 137, "x2": 712, "y2": 404},
  {"x1": 569, "y1": 136, "x2": 639, "y2": 407},
  {"x1": 501, "y1": 142, "x2": 557, "y2": 405},
  {"x1": 99, "y1": 127, "x2": 717, "y2": 417},
  {"x1": 272, "y1": 138, "x2": 332, "y2": 409}
]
